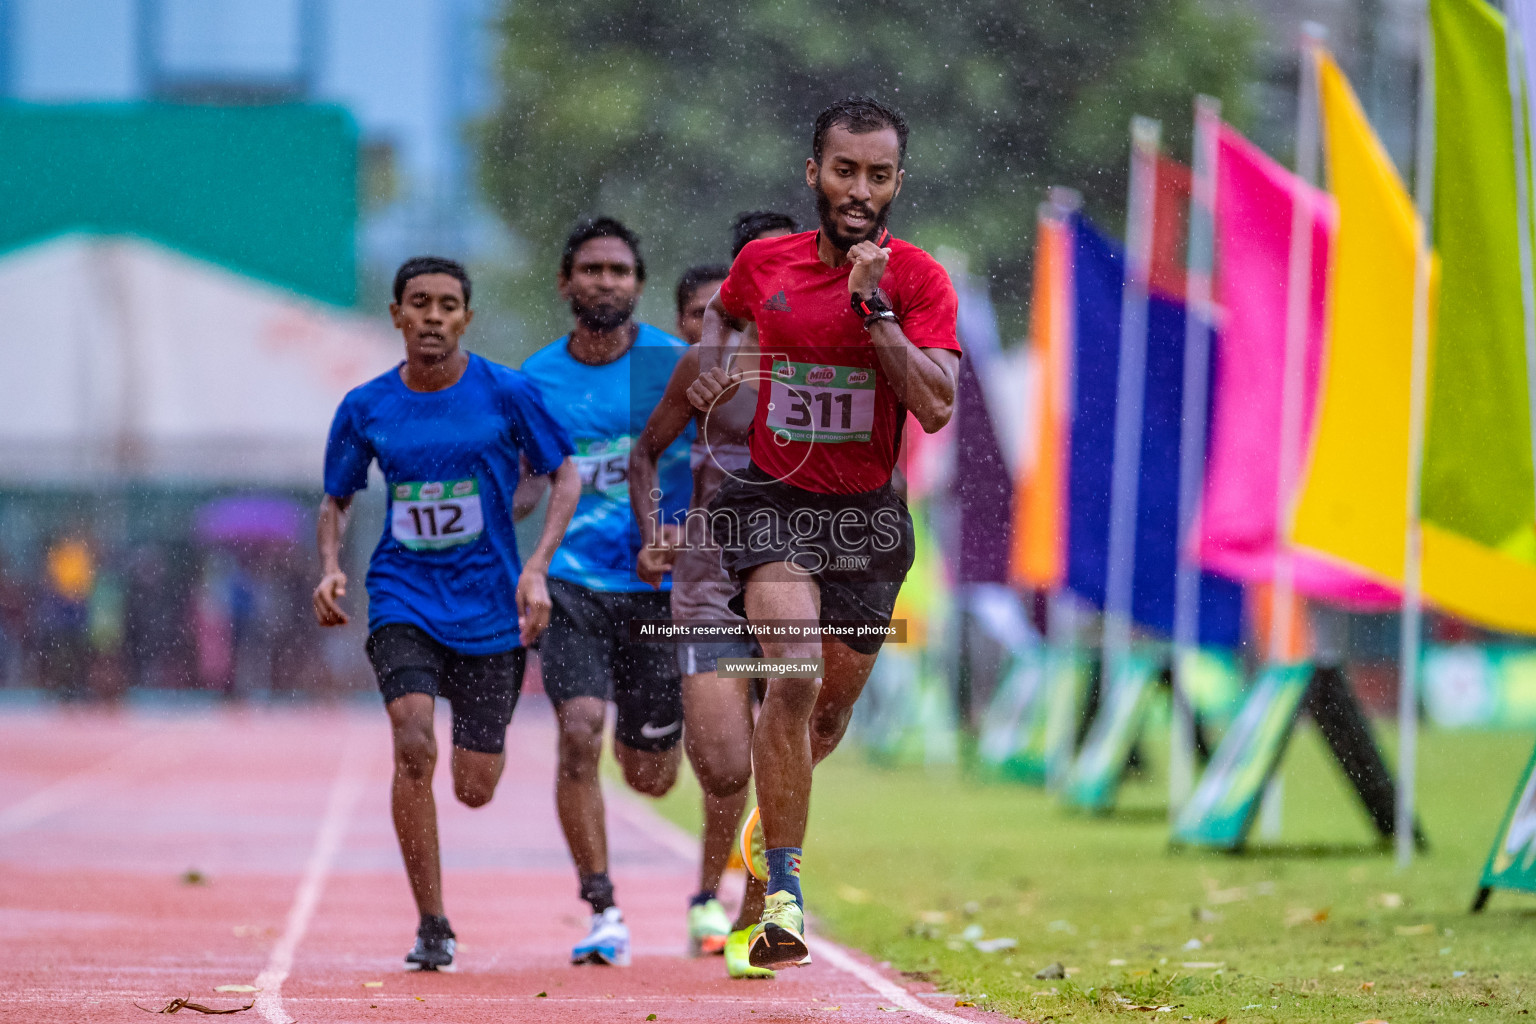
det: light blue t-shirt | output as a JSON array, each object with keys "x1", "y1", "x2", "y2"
[
  {"x1": 521, "y1": 324, "x2": 694, "y2": 592},
  {"x1": 323, "y1": 353, "x2": 574, "y2": 653}
]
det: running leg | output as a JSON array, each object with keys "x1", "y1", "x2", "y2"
[
  {"x1": 387, "y1": 693, "x2": 443, "y2": 918},
  {"x1": 611, "y1": 614, "x2": 684, "y2": 798},
  {"x1": 450, "y1": 747, "x2": 505, "y2": 808},
  {"x1": 682, "y1": 671, "x2": 754, "y2": 896},
  {"x1": 614, "y1": 740, "x2": 681, "y2": 796},
  {"x1": 682, "y1": 669, "x2": 758, "y2": 956},
  {"x1": 744, "y1": 562, "x2": 823, "y2": 853},
  {"x1": 554, "y1": 695, "x2": 610, "y2": 876},
  {"x1": 809, "y1": 638, "x2": 880, "y2": 765},
  {"x1": 444, "y1": 644, "x2": 521, "y2": 808},
  {"x1": 742, "y1": 562, "x2": 819, "y2": 968}
]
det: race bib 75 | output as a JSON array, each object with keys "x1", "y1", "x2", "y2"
[{"x1": 572, "y1": 436, "x2": 632, "y2": 498}]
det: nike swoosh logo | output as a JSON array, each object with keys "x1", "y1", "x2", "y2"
[{"x1": 639, "y1": 720, "x2": 681, "y2": 739}]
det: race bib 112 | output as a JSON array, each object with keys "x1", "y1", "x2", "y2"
[
  {"x1": 765, "y1": 361, "x2": 877, "y2": 443},
  {"x1": 391, "y1": 478, "x2": 484, "y2": 550}
]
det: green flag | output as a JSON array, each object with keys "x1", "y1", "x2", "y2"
[
  {"x1": 1425, "y1": 0, "x2": 1536, "y2": 558},
  {"x1": 1478, "y1": 743, "x2": 1536, "y2": 898}
]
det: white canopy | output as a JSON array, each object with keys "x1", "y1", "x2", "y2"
[{"x1": 0, "y1": 234, "x2": 400, "y2": 485}]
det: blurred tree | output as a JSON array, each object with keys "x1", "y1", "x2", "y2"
[{"x1": 481, "y1": 0, "x2": 1258, "y2": 345}]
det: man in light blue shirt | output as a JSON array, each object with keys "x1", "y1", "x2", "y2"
[{"x1": 520, "y1": 218, "x2": 693, "y2": 967}]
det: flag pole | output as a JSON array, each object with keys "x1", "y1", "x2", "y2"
[
  {"x1": 1259, "y1": 21, "x2": 1326, "y2": 840},
  {"x1": 1102, "y1": 116, "x2": 1161, "y2": 700},
  {"x1": 1044, "y1": 186, "x2": 1082, "y2": 791},
  {"x1": 1397, "y1": 3, "x2": 1437, "y2": 869},
  {"x1": 1506, "y1": 1, "x2": 1536, "y2": 548},
  {"x1": 1271, "y1": 22, "x2": 1327, "y2": 668},
  {"x1": 1170, "y1": 96, "x2": 1221, "y2": 818}
]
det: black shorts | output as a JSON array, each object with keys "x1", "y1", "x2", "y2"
[
  {"x1": 366, "y1": 623, "x2": 526, "y2": 754},
  {"x1": 709, "y1": 464, "x2": 916, "y2": 656},
  {"x1": 677, "y1": 638, "x2": 761, "y2": 676},
  {"x1": 541, "y1": 578, "x2": 684, "y2": 752}
]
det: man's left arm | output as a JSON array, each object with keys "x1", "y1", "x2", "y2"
[
  {"x1": 848, "y1": 241, "x2": 959, "y2": 433},
  {"x1": 516, "y1": 458, "x2": 579, "y2": 645}
]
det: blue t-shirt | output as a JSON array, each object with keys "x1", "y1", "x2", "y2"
[
  {"x1": 323, "y1": 353, "x2": 574, "y2": 654},
  {"x1": 521, "y1": 324, "x2": 693, "y2": 592}
]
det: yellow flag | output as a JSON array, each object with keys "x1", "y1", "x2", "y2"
[
  {"x1": 1291, "y1": 51, "x2": 1427, "y2": 587},
  {"x1": 1293, "y1": 49, "x2": 1536, "y2": 635}
]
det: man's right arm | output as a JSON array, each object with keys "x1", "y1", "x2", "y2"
[
  {"x1": 513, "y1": 454, "x2": 550, "y2": 521},
  {"x1": 313, "y1": 494, "x2": 353, "y2": 626},
  {"x1": 688, "y1": 291, "x2": 751, "y2": 411},
  {"x1": 630, "y1": 349, "x2": 701, "y2": 587}
]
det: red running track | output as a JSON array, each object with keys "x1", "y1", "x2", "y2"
[{"x1": 0, "y1": 698, "x2": 992, "y2": 1023}]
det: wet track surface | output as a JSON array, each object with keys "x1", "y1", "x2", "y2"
[{"x1": 0, "y1": 700, "x2": 993, "y2": 1023}]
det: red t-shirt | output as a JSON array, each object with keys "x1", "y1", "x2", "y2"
[{"x1": 717, "y1": 230, "x2": 961, "y2": 494}]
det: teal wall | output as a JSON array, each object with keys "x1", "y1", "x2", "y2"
[{"x1": 0, "y1": 103, "x2": 357, "y2": 306}]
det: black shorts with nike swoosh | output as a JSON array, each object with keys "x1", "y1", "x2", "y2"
[{"x1": 540, "y1": 578, "x2": 684, "y2": 752}]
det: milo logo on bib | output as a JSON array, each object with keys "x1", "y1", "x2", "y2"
[
  {"x1": 765, "y1": 360, "x2": 877, "y2": 444},
  {"x1": 391, "y1": 477, "x2": 484, "y2": 551}
]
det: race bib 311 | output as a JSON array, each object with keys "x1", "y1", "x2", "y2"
[{"x1": 764, "y1": 361, "x2": 876, "y2": 444}]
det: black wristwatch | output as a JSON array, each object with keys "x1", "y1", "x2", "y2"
[{"x1": 852, "y1": 289, "x2": 899, "y2": 330}]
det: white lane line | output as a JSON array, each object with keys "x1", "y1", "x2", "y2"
[
  {"x1": 254, "y1": 727, "x2": 371, "y2": 1024},
  {"x1": 0, "y1": 730, "x2": 181, "y2": 834},
  {"x1": 808, "y1": 938, "x2": 980, "y2": 1023},
  {"x1": 610, "y1": 789, "x2": 980, "y2": 1023}
]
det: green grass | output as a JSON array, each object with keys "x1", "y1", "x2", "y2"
[{"x1": 645, "y1": 724, "x2": 1536, "y2": 1022}]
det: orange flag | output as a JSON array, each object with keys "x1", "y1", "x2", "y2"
[{"x1": 1011, "y1": 209, "x2": 1072, "y2": 589}]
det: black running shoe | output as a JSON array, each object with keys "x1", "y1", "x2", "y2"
[{"x1": 405, "y1": 915, "x2": 456, "y2": 971}]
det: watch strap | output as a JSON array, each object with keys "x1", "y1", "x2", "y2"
[{"x1": 851, "y1": 288, "x2": 893, "y2": 319}]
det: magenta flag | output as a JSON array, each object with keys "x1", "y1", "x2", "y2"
[{"x1": 1198, "y1": 125, "x2": 1398, "y2": 608}]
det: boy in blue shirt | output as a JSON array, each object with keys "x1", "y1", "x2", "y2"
[
  {"x1": 314, "y1": 256, "x2": 579, "y2": 971},
  {"x1": 520, "y1": 218, "x2": 693, "y2": 966}
]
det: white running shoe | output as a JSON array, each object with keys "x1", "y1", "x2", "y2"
[{"x1": 571, "y1": 906, "x2": 631, "y2": 966}]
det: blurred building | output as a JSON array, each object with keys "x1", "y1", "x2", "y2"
[
  {"x1": 0, "y1": 1, "x2": 487, "y2": 695},
  {"x1": 0, "y1": 0, "x2": 512, "y2": 283}
]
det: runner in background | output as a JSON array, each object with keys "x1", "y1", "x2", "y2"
[
  {"x1": 631, "y1": 237, "x2": 789, "y2": 978},
  {"x1": 687, "y1": 98, "x2": 960, "y2": 968},
  {"x1": 675, "y1": 265, "x2": 732, "y2": 348},
  {"x1": 520, "y1": 218, "x2": 694, "y2": 967},
  {"x1": 314, "y1": 256, "x2": 579, "y2": 971},
  {"x1": 731, "y1": 211, "x2": 799, "y2": 259}
]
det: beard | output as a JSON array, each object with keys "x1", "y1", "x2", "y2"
[
  {"x1": 813, "y1": 175, "x2": 892, "y2": 252},
  {"x1": 570, "y1": 294, "x2": 636, "y2": 332}
]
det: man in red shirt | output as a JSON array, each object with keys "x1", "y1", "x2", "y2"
[{"x1": 686, "y1": 96, "x2": 960, "y2": 969}]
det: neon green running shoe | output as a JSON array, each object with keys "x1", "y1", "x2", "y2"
[
  {"x1": 747, "y1": 891, "x2": 808, "y2": 969},
  {"x1": 725, "y1": 927, "x2": 775, "y2": 979},
  {"x1": 739, "y1": 805, "x2": 767, "y2": 882},
  {"x1": 688, "y1": 897, "x2": 731, "y2": 957}
]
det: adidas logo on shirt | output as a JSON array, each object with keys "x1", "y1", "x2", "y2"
[{"x1": 763, "y1": 290, "x2": 792, "y2": 312}]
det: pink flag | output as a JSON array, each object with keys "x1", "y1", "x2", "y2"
[{"x1": 1198, "y1": 125, "x2": 1398, "y2": 609}]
